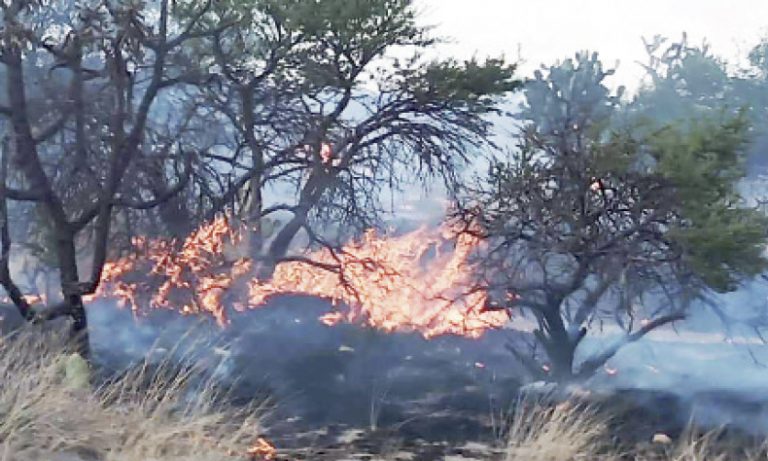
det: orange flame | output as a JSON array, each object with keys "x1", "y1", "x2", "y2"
[
  {"x1": 0, "y1": 294, "x2": 47, "y2": 308},
  {"x1": 247, "y1": 437, "x2": 277, "y2": 460},
  {"x1": 88, "y1": 216, "x2": 509, "y2": 339}
]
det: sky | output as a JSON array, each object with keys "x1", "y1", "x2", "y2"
[{"x1": 416, "y1": 0, "x2": 768, "y2": 91}]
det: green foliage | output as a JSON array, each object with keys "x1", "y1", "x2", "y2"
[
  {"x1": 292, "y1": 0, "x2": 425, "y2": 49},
  {"x1": 521, "y1": 51, "x2": 624, "y2": 140},
  {"x1": 749, "y1": 39, "x2": 768, "y2": 77},
  {"x1": 408, "y1": 57, "x2": 521, "y2": 109},
  {"x1": 632, "y1": 35, "x2": 733, "y2": 124},
  {"x1": 631, "y1": 34, "x2": 768, "y2": 172},
  {"x1": 650, "y1": 115, "x2": 768, "y2": 291}
]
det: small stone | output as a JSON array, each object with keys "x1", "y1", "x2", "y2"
[{"x1": 652, "y1": 433, "x2": 672, "y2": 445}]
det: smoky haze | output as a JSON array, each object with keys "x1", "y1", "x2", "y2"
[{"x1": 3, "y1": 1, "x2": 768, "y2": 454}]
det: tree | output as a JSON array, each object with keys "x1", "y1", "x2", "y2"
[
  {"x1": 0, "y1": 0, "x2": 519, "y2": 353},
  {"x1": 460, "y1": 52, "x2": 768, "y2": 381},
  {"x1": 631, "y1": 33, "x2": 768, "y2": 175},
  {"x1": 0, "y1": 0, "x2": 220, "y2": 353},
  {"x1": 186, "y1": 0, "x2": 521, "y2": 277}
]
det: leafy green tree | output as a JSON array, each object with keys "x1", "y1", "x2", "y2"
[{"x1": 461, "y1": 52, "x2": 768, "y2": 381}]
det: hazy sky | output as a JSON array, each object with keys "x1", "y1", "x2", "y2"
[{"x1": 416, "y1": 0, "x2": 768, "y2": 90}]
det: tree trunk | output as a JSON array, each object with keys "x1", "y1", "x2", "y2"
[
  {"x1": 247, "y1": 167, "x2": 264, "y2": 257},
  {"x1": 4, "y1": 35, "x2": 90, "y2": 354},
  {"x1": 241, "y1": 86, "x2": 264, "y2": 258},
  {"x1": 55, "y1": 229, "x2": 90, "y2": 357},
  {"x1": 260, "y1": 205, "x2": 309, "y2": 279},
  {"x1": 537, "y1": 305, "x2": 585, "y2": 382},
  {"x1": 547, "y1": 338, "x2": 577, "y2": 382}
]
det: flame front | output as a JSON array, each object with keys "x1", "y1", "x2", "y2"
[{"x1": 88, "y1": 216, "x2": 509, "y2": 339}]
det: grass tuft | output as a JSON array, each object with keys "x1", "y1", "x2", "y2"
[{"x1": 0, "y1": 328, "x2": 266, "y2": 461}]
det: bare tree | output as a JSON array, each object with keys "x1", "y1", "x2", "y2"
[{"x1": 0, "y1": 0, "x2": 220, "y2": 353}]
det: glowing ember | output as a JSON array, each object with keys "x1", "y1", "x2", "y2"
[
  {"x1": 320, "y1": 142, "x2": 334, "y2": 164},
  {"x1": 247, "y1": 437, "x2": 277, "y2": 460},
  {"x1": 0, "y1": 294, "x2": 47, "y2": 306},
  {"x1": 88, "y1": 216, "x2": 510, "y2": 339}
]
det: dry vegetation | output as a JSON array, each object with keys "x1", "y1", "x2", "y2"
[
  {"x1": 503, "y1": 398, "x2": 610, "y2": 460},
  {"x1": 0, "y1": 328, "x2": 266, "y2": 461},
  {"x1": 1, "y1": 329, "x2": 767, "y2": 461},
  {"x1": 502, "y1": 399, "x2": 768, "y2": 461}
]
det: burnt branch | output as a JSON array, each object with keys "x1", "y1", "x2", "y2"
[
  {"x1": 114, "y1": 149, "x2": 193, "y2": 211},
  {"x1": 576, "y1": 312, "x2": 686, "y2": 379},
  {"x1": 5, "y1": 187, "x2": 44, "y2": 202}
]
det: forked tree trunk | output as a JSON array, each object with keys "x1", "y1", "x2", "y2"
[{"x1": 535, "y1": 305, "x2": 587, "y2": 382}]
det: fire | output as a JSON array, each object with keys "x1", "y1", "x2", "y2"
[
  {"x1": 0, "y1": 294, "x2": 47, "y2": 306},
  {"x1": 88, "y1": 216, "x2": 510, "y2": 339},
  {"x1": 320, "y1": 142, "x2": 334, "y2": 164},
  {"x1": 86, "y1": 215, "x2": 251, "y2": 327},
  {"x1": 247, "y1": 437, "x2": 277, "y2": 460}
]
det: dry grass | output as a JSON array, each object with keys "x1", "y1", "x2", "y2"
[
  {"x1": 665, "y1": 428, "x2": 768, "y2": 461},
  {"x1": 2, "y1": 327, "x2": 767, "y2": 461},
  {"x1": 503, "y1": 396, "x2": 612, "y2": 461},
  {"x1": 502, "y1": 395, "x2": 768, "y2": 461},
  {"x1": 0, "y1": 327, "x2": 266, "y2": 461}
]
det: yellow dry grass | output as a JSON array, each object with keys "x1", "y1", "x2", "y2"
[
  {"x1": 502, "y1": 395, "x2": 768, "y2": 461},
  {"x1": 0, "y1": 328, "x2": 266, "y2": 461},
  {"x1": 2, "y1": 326, "x2": 767, "y2": 461},
  {"x1": 667, "y1": 428, "x2": 768, "y2": 461},
  {"x1": 504, "y1": 397, "x2": 610, "y2": 461}
]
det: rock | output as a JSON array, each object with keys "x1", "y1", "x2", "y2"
[{"x1": 652, "y1": 433, "x2": 672, "y2": 445}]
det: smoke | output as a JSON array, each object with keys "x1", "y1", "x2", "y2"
[
  {"x1": 573, "y1": 313, "x2": 768, "y2": 432},
  {"x1": 84, "y1": 295, "x2": 526, "y2": 441}
]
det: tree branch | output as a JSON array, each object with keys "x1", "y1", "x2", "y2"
[
  {"x1": 32, "y1": 113, "x2": 69, "y2": 144},
  {"x1": 0, "y1": 137, "x2": 34, "y2": 321},
  {"x1": 5, "y1": 186, "x2": 44, "y2": 202},
  {"x1": 576, "y1": 311, "x2": 686, "y2": 379},
  {"x1": 113, "y1": 150, "x2": 193, "y2": 210}
]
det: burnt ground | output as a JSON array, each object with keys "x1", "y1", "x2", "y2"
[
  {"x1": 4, "y1": 297, "x2": 768, "y2": 459},
  {"x1": 86, "y1": 296, "x2": 524, "y2": 459}
]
